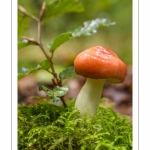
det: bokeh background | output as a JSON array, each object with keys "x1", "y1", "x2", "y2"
[{"x1": 18, "y1": 0, "x2": 132, "y2": 119}]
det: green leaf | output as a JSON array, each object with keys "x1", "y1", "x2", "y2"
[
  {"x1": 18, "y1": 60, "x2": 51, "y2": 80},
  {"x1": 49, "y1": 32, "x2": 71, "y2": 52},
  {"x1": 59, "y1": 66, "x2": 76, "y2": 80},
  {"x1": 18, "y1": 39, "x2": 30, "y2": 49},
  {"x1": 71, "y1": 18, "x2": 116, "y2": 37},
  {"x1": 39, "y1": 59, "x2": 51, "y2": 70},
  {"x1": 42, "y1": 0, "x2": 84, "y2": 23},
  {"x1": 48, "y1": 18, "x2": 115, "y2": 52},
  {"x1": 39, "y1": 85, "x2": 69, "y2": 103},
  {"x1": 18, "y1": 65, "x2": 41, "y2": 80},
  {"x1": 53, "y1": 86, "x2": 69, "y2": 97}
]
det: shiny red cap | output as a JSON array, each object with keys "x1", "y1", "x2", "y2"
[{"x1": 74, "y1": 46, "x2": 127, "y2": 83}]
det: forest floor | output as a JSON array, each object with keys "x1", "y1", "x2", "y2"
[{"x1": 18, "y1": 66, "x2": 132, "y2": 121}]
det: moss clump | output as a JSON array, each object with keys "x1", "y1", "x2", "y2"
[{"x1": 18, "y1": 100, "x2": 132, "y2": 150}]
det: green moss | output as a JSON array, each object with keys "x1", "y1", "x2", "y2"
[{"x1": 18, "y1": 100, "x2": 132, "y2": 150}]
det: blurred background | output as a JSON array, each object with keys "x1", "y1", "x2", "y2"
[{"x1": 18, "y1": 0, "x2": 132, "y2": 120}]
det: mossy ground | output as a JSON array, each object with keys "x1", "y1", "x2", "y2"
[{"x1": 18, "y1": 99, "x2": 132, "y2": 150}]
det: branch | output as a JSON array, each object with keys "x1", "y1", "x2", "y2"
[
  {"x1": 39, "y1": 2, "x2": 46, "y2": 21},
  {"x1": 38, "y1": 20, "x2": 41, "y2": 43},
  {"x1": 18, "y1": 5, "x2": 39, "y2": 21},
  {"x1": 38, "y1": 2, "x2": 46, "y2": 44},
  {"x1": 38, "y1": 44, "x2": 61, "y2": 86},
  {"x1": 21, "y1": 36, "x2": 39, "y2": 45}
]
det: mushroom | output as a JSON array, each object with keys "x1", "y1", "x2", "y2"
[{"x1": 74, "y1": 46, "x2": 127, "y2": 116}]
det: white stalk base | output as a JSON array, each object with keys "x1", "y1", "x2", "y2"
[{"x1": 75, "y1": 78, "x2": 105, "y2": 117}]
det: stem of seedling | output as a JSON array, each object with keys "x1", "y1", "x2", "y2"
[
  {"x1": 18, "y1": 5, "x2": 39, "y2": 21},
  {"x1": 19, "y1": 2, "x2": 67, "y2": 107}
]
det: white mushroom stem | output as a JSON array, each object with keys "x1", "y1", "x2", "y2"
[{"x1": 75, "y1": 78, "x2": 105, "y2": 117}]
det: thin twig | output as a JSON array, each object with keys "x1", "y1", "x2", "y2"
[
  {"x1": 46, "y1": 69, "x2": 52, "y2": 74},
  {"x1": 18, "y1": 5, "x2": 38, "y2": 21},
  {"x1": 21, "y1": 36, "x2": 39, "y2": 45},
  {"x1": 60, "y1": 96, "x2": 67, "y2": 108},
  {"x1": 38, "y1": 20, "x2": 41, "y2": 43},
  {"x1": 39, "y1": 2, "x2": 46, "y2": 21},
  {"x1": 38, "y1": 44, "x2": 61, "y2": 86},
  {"x1": 38, "y1": 44, "x2": 51, "y2": 61},
  {"x1": 38, "y1": 2, "x2": 46, "y2": 43}
]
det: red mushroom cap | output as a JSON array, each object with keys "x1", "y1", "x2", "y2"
[{"x1": 74, "y1": 46, "x2": 127, "y2": 83}]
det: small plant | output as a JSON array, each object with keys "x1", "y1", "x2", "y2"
[{"x1": 18, "y1": 0, "x2": 115, "y2": 107}]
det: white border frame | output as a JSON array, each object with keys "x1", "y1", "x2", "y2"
[{"x1": 4, "y1": 0, "x2": 148, "y2": 149}]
